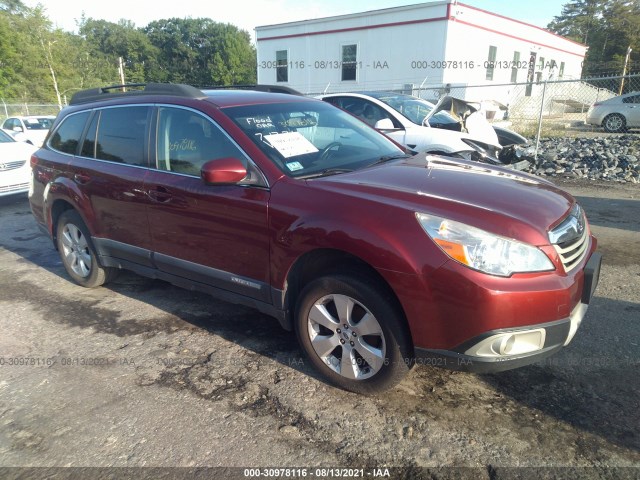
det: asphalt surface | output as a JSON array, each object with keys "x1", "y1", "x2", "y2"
[{"x1": 0, "y1": 178, "x2": 638, "y2": 480}]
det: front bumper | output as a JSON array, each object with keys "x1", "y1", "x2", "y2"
[{"x1": 414, "y1": 252, "x2": 602, "y2": 373}]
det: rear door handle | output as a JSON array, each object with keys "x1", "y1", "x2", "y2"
[{"x1": 74, "y1": 173, "x2": 91, "y2": 184}]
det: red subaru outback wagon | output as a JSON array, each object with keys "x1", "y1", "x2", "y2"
[{"x1": 29, "y1": 83, "x2": 601, "y2": 394}]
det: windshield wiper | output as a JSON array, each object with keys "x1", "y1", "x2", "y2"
[
  {"x1": 365, "y1": 153, "x2": 411, "y2": 168},
  {"x1": 298, "y1": 168, "x2": 354, "y2": 179}
]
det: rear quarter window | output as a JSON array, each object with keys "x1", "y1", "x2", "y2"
[{"x1": 49, "y1": 112, "x2": 90, "y2": 155}]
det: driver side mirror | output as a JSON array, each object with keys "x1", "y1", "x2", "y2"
[
  {"x1": 13, "y1": 126, "x2": 23, "y2": 133},
  {"x1": 201, "y1": 157, "x2": 247, "y2": 185},
  {"x1": 374, "y1": 118, "x2": 395, "y2": 130}
]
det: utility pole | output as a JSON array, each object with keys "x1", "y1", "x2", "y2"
[
  {"x1": 619, "y1": 46, "x2": 632, "y2": 95},
  {"x1": 118, "y1": 57, "x2": 126, "y2": 91}
]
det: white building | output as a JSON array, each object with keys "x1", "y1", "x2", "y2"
[{"x1": 255, "y1": 1, "x2": 587, "y2": 108}]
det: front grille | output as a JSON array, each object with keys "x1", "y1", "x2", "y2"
[
  {"x1": 0, "y1": 182, "x2": 29, "y2": 193},
  {"x1": 549, "y1": 204, "x2": 589, "y2": 272},
  {"x1": 0, "y1": 160, "x2": 26, "y2": 171}
]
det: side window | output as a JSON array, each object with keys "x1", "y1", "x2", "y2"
[
  {"x1": 156, "y1": 107, "x2": 247, "y2": 177},
  {"x1": 359, "y1": 100, "x2": 390, "y2": 127},
  {"x1": 95, "y1": 106, "x2": 150, "y2": 166},
  {"x1": 623, "y1": 95, "x2": 640, "y2": 104},
  {"x1": 49, "y1": 112, "x2": 90, "y2": 155},
  {"x1": 332, "y1": 98, "x2": 389, "y2": 127}
]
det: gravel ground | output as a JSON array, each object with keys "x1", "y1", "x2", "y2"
[{"x1": 0, "y1": 177, "x2": 638, "y2": 480}]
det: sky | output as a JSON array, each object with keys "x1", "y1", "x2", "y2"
[{"x1": 23, "y1": 0, "x2": 566, "y2": 38}]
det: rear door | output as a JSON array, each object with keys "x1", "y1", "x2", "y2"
[
  {"x1": 61, "y1": 106, "x2": 154, "y2": 267},
  {"x1": 144, "y1": 105, "x2": 271, "y2": 301}
]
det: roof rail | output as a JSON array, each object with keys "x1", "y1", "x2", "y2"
[
  {"x1": 69, "y1": 83, "x2": 205, "y2": 105},
  {"x1": 202, "y1": 84, "x2": 304, "y2": 96}
]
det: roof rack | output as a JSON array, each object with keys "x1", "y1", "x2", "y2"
[
  {"x1": 202, "y1": 84, "x2": 304, "y2": 96},
  {"x1": 69, "y1": 83, "x2": 205, "y2": 105}
]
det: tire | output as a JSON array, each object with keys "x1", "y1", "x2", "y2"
[
  {"x1": 603, "y1": 113, "x2": 626, "y2": 133},
  {"x1": 295, "y1": 274, "x2": 412, "y2": 394},
  {"x1": 56, "y1": 210, "x2": 116, "y2": 288}
]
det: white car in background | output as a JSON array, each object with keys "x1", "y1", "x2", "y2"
[
  {"x1": 320, "y1": 92, "x2": 527, "y2": 165},
  {"x1": 586, "y1": 91, "x2": 640, "y2": 133},
  {"x1": 2, "y1": 115, "x2": 55, "y2": 146},
  {"x1": 0, "y1": 129, "x2": 38, "y2": 197}
]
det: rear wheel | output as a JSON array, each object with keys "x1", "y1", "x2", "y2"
[
  {"x1": 603, "y1": 113, "x2": 626, "y2": 133},
  {"x1": 295, "y1": 274, "x2": 412, "y2": 394},
  {"x1": 56, "y1": 210, "x2": 116, "y2": 288}
]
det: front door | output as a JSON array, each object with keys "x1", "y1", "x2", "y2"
[{"x1": 144, "y1": 106, "x2": 271, "y2": 302}]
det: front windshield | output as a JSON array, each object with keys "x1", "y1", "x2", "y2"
[
  {"x1": 0, "y1": 129, "x2": 15, "y2": 142},
  {"x1": 368, "y1": 92, "x2": 458, "y2": 127},
  {"x1": 224, "y1": 101, "x2": 404, "y2": 178}
]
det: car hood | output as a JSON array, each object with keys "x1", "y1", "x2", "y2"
[
  {"x1": 313, "y1": 154, "x2": 575, "y2": 245},
  {"x1": 427, "y1": 95, "x2": 500, "y2": 148},
  {"x1": 0, "y1": 141, "x2": 38, "y2": 161}
]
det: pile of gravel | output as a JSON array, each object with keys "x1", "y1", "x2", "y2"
[{"x1": 513, "y1": 135, "x2": 640, "y2": 183}]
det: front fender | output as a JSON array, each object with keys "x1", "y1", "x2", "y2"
[{"x1": 268, "y1": 181, "x2": 447, "y2": 290}]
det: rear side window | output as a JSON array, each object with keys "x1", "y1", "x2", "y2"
[
  {"x1": 95, "y1": 107, "x2": 150, "y2": 166},
  {"x1": 49, "y1": 112, "x2": 90, "y2": 155}
]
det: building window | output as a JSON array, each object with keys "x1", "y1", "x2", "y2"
[
  {"x1": 511, "y1": 51, "x2": 520, "y2": 83},
  {"x1": 559, "y1": 62, "x2": 565, "y2": 79},
  {"x1": 341, "y1": 44, "x2": 357, "y2": 81},
  {"x1": 538, "y1": 56, "x2": 545, "y2": 71},
  {"x1": 486, "y1": 46, "x2": 497, "y2": 81},
  {"x1": 276, "y1": 50, "x2": 288, "y2": 82}
]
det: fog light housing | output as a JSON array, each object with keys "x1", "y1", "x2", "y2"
[{"x1": 466, "y1": 329, "x2": 546, "y2": 358}]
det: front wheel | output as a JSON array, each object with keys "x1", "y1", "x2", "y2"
[
  {"x1": 56, "y1": 210, "x2": 116, "y2": 288},
  {"x1": 295, "y1": 274, "x2": 412, "y2": 394}
]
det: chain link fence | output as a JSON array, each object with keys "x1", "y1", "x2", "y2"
[
  {"x1": 0, "y1": 100, "x2": 62, "y2": 125},
  {"x1": 307, "y1": 74, "x2": 640, "y2": 144},
  {"x1": 411, "y1": 74, "x2": 640, "y2": 138},
  {"x1": 5, "y1": 74, "x2": 640, "y2": 143}
]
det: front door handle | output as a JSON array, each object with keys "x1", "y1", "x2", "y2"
[{"x1": 147, "y1": 186, "x2": 173, "y2": 203}]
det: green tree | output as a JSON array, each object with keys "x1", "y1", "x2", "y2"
[
  {"x1": 79, "y1": 17, "x2": 161, "y2": 84},
  {"x1": 144, "y1": 18, "x2": 256, "y2": 86},
  {"x1": 549, "y1": 0, "x2": 640, "y2": 76}
]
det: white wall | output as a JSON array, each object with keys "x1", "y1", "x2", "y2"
[
  {"x1": 256, "y1": 2, "x2": 449, "y2": 94},
  {"x1": 256, "y1": 0, "x2": 587, "y2": 103}
]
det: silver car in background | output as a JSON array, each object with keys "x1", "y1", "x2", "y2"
[{"x1": 586, "y1": 91, "x2": 640, "y2": 133}]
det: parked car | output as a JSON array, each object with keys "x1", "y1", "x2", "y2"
[
  {"x1": 586, "y1": 92, "x2": 640, "y2": 133},
  {"x1": 29, "y1": 83, "x2": 601, "y2": 394},
  {"x1": 0, "y1": 128, "x2": 38, "y2": 197},
  {"x1": 2, "y1": 115, "x2": 55, "y2": 146},
  {"x1": 319, "y1": 92, "x2": 528, "y2": 164}
]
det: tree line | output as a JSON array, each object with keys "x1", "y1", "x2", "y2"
[
  {"x1": 0, "y1": 0, "x2": 256, "y2": 105},
  {"x1": 548, "y1": 0, "x2": 640, "y2": 77},
  {"x1": 2, "y1": 0, "x2": 638, "y2": 105}
]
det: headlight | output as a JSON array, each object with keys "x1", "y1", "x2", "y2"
[
  {"x1": 461, "y1": 138, "x2": 501, "y2": 164},
  {"x1": 416, "y1": 213, "x2": 554, "y2": 277}
]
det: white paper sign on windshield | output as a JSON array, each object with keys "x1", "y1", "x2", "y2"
[{"x1": 264, "y1": 132, "x2": 318, "y2": 158}]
